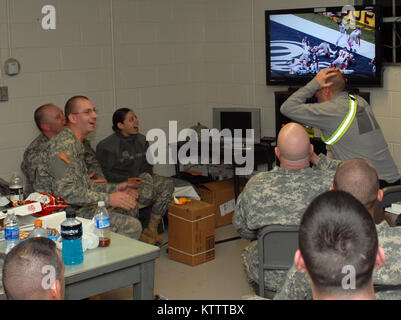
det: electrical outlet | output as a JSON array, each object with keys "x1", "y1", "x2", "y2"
[{"x1": 0, "y1": 87, "x2": 8, "y2": 101}]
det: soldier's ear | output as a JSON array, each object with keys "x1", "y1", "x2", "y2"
[
  {"x1": 274, "y1": 147, "x2": 280, "y2": 159},
  {"x1": 117, "y1": 122, "x2": 124, "y2": 131},
  {"x1": 375, "y1": 246, "x2": 385, "y2": 270},
  {"x1": 377, "y1": 189, "x2": 383, "y2": 202},
  {"x1": 294, "y1": 250, "x2": 307, "y2": 273}
]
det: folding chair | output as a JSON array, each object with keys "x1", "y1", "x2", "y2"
[
  {"x1": 257, "y1": 225, "x2": 299, "y2": 298},
  {"x1": 376, "y1": 185, "x2": 401, "y2": 209}
]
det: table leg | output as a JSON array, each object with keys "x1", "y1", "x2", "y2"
[{"x1": 133, "y1": 260, "x2": 155, "y2": 300}]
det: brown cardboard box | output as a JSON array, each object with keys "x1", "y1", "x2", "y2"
[
  {"x1": 195, "y1": 179, "x2": 244, "y2": 227},
  {"x1": 168, "y1": 200, "x2": 215, "y2": 266}
]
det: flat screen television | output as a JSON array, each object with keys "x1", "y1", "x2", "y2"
[
  {"x1": 212, "y1": 108, "x2": 261, "y2": 144},
  {"x1": 265, "y1": 5, "x2": 382, "y2": 87}
]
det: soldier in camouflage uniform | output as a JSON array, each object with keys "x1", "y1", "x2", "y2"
[
  {"x1": 35, "y1": 96, "x2": 142, "y2": 240},
  {"x1": 96, "y1": 108, "x2": 174, "y2": 245},
  {"x1": 294, "y1": 190, "x2": 383, "y2": 300},
  {"x1": 21, "y1": 104, "x2": 106, "y2": 195},
  {"x1": 275, "y1": 158, "x2": 401, "y2": 300},
  {"x1": 233, "y1": 123, "x2": 341, "y2": 296}
]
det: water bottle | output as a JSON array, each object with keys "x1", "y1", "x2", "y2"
[
  {"x1": 30, "y1": 220, "x2": 48, "y2": 238},
  {"x1": 9, "y1": 172, "x2": 23, "y2": 202},
  {"x1": 4, "y1": 210, "x2": 19, "y2": 254},
  {"x1": 94, "y1": 201, "x2": 111, "y2": 247},
  {"x1": 60, "y1": 208, "x2": 83, "y2": 266}
]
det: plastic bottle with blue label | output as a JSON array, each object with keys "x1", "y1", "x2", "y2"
[
  {"x1": 94, "y1": 201, "x2": 111, "y2": 247},
  {"x1": 5, "y1": 209, "x2": 19, "y2": 254},
  {"x1": 61, "y1": 208, "x2": 83, "y2": 265}
]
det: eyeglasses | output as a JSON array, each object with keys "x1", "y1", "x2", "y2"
[{"x1": 72, "y1": 108, "x2": 98, "y2": 115}]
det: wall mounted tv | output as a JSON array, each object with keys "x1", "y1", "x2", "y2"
[{"x1": 265, "y1": 5, "x2": 382, "y2": 87}]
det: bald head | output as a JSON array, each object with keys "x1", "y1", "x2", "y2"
[
  {"x1": 333, "y1": 158, "x2": 379, "y2": 210},
  {"x1": 34, "y1": 104, "x2": 66, "y2": 138},
  {"x1": 276, "y1": 123, "x2": 312, "y2": 166}
]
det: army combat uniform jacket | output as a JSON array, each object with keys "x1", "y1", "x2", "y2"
[
  {"x1": 274, "y1": 221, "x2": 401, "y2": 300},
  {"x1": 96, "y1": 131, "x2": 174, "y2": 217},
  {"x1": 233, "y1": 155, "x2": 340, "y2": 293},
  {"x1": 35, "y1": 128, "x2": 142, "y2": 239},
  {"x1": 21, "y1": 133, "x2": 104, "y2": 195}
]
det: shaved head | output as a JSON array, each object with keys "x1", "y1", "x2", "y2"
[
  {"x1": 333, "y1": 158, "x2": 379, "y2": 210},
  {"x1": 277, "y1": 122, "x2": 311, "y2": 162}
]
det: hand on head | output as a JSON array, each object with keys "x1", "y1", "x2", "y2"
[{"x1": 315, "y1": 67, "x2": 341, "y2": 88}]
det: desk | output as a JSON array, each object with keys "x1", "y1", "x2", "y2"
[
  {"x1": 0, "y1": 230, "x2": 160, "y2": 300},
  {"x1": 174, "y1": 141, "x2": 275, "y2": 200}
]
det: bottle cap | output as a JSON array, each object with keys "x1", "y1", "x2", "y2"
[
  {"x1": 65, "y1": 207, "x2": 76, "y2": 218},
  {"x1": 98, "y1": 201, "x2": 105, "y2": 207},
  {"x1": 34, "y1": 220, "x2": 43, "y2": 227}
]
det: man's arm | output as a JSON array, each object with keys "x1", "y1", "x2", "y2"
[
  {"x1": 280, "y1": 68, "x2": 341, "y2": 128},
  {"x1": 312, "y1": 153, "x2": 342, "y2": 171},
  {"x1": 233, "y1": 193, "x2": 258, "y2": 240}
]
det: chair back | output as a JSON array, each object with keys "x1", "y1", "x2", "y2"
[
  {"x1": 257, "y1": 225, "x2": 298, "y2": 297},
  {"x1": 377, "y1": 185, "x2": 401, "y2": 209}
]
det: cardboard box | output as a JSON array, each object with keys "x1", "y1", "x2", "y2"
[
  {"x1": 168, "y1": 200, "x2": 215, "y2": 266},
  {"x1": 195, "y1": 179, "x2": 244, "y2": 227}
]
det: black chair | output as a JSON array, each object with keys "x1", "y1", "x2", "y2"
[
  {"x1": 376, "y1": 185, "x2": 401, "y2": 210},
  {"x1": 257, "y1": 225, "x2": 299, "y2": 298}
]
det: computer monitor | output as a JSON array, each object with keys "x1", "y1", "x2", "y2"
[{"x1": 212, "y1": 107, "x2": 261, "y2": 144}]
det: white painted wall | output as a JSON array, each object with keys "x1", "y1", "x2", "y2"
[{"x1": 0, "y1": 0, "x2": 399, "y2": 181}]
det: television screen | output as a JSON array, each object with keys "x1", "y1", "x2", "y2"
[{"x1": 265, "y1": 6, "x2": 382, "y2": 87}]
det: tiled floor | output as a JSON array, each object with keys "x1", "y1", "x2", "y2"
[{"x1": 98, "y1": 224, "x2": 255, "y2": 300}]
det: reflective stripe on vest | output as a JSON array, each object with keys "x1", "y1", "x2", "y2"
[{"x1": 321, "y1": 94, "x2": 357, "y2": 146}]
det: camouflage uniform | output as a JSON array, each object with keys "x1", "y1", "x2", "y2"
[
  {"x1": 233, "y1": 154, "x2": 339, "y2": 293},
  {"x1": 35, "y1": 128, "x2": 142, "y2": 240},
  {"x1": 21, "y1": 133, "x2": 104, "y2": 195},
  {"x1": 21, "y1": 133, "x2": 49, "y2": 195},
  {"x1": 274, "y1": 221, "x2": 401, "y2": 300},
  {"x1": 96, "y1": 131, "x2": 174, "y2": 217}
]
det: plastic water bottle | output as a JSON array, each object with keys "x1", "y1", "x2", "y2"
[
  {"x1": 30, "y1": 220, "x2": 48, "y2": 238},
  {"x1": 4, "y1": 210, "x2": 19, "y2": 254},
  {"x1": 94, "y1": 201, "x2": 111, "y2": 247},
  {"x1": 9, "y1": 172, "x2": 23, "y2": 202},
  {"x1": 60, "y1": 208, "x2": 83, "y2": 266}
]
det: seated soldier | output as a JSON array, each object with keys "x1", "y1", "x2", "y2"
[
  {"x1": 21, "y1": 103, "x2": 106, "y2": 195},
  {"x1": 233, "y1": 122, "x2": 341, "y2": 296},
  {"x1": 2, "y1": 237, "x2": 65, "y2": 300},
  {"x1": 35, "y1": 96, "x2": 144, "y2": 241},
  {"x1": 275, "y1": 158, "x2": 401, "y2": 300},
  {"x1": 295, "y1": 190, "x2": 385, "y2": 300},
  {"x1": 96, "y1": 108, "x2": 174, "y2": 245}
]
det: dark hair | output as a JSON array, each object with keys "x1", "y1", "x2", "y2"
[
  {"x1": 34, "y1": 104, "x2": 56, "y2": 131},
  {"x1": 112, "y1": 108, "x2": 131, "y2": 132},
  {"x1": 299, "y1": 190, "x2": 378, "y2": 296},
  {"x1": 64, "y1": 95, "x2": 89, "y2": 122},
  {"x1": 2, "y1": 237, "x2": 63, "y2": 300}
]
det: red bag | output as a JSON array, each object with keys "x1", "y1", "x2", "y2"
[{"x1": 25, "y1": 192, "x2": 68, "y2": 216}]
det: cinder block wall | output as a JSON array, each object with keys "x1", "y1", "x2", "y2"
[{"x1": 0, "y1": 0, "x2": 400, "y2": 181}]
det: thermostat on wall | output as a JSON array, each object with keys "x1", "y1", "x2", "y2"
[{"x1": 4, "y1": 58, "x2": 20, "y2": 76}]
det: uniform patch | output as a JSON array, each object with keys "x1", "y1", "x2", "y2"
[{"x1": 58, "y1": 152, "x2": 72, "y2": 164}]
